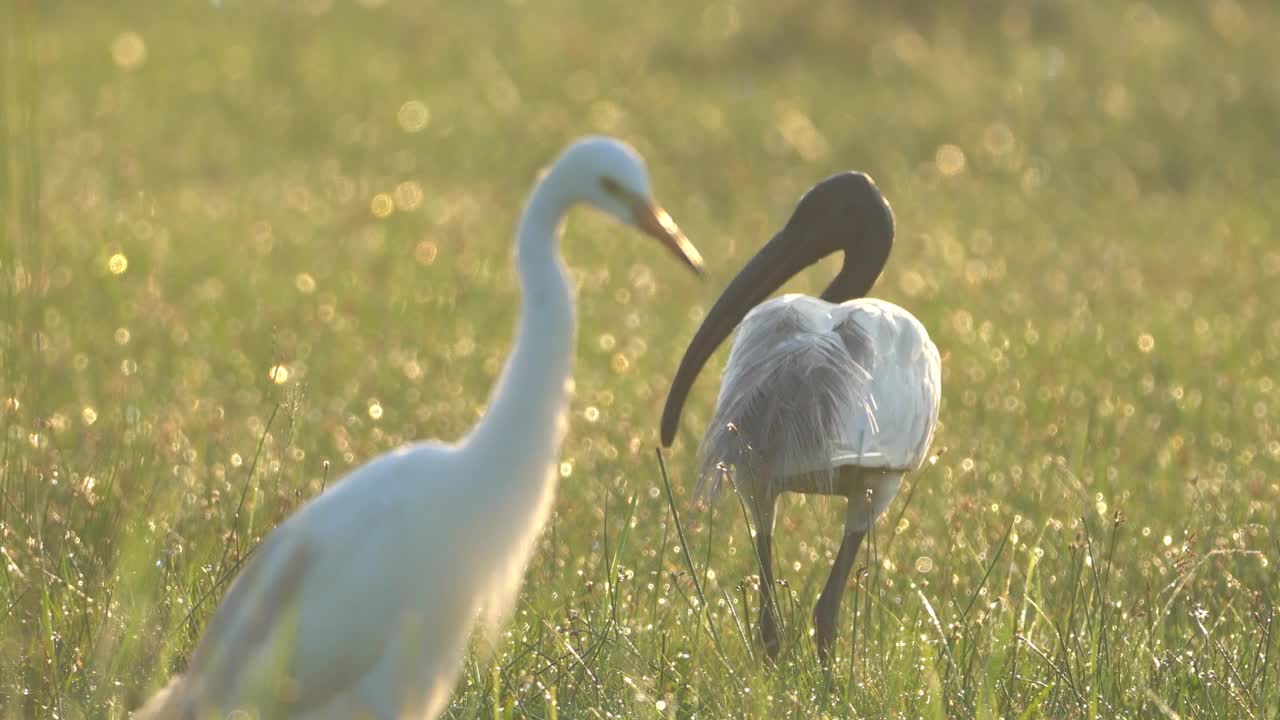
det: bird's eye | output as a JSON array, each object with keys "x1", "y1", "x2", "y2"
[{"x1": 599, "y1": 176, "x2": 624, "y2": 197}]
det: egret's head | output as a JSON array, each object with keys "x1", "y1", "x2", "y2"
[{"x1": 554, "y1": 136, "x2": 705, "y2": 275}]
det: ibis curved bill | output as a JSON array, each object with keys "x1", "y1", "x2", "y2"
[
  {"x1": 137, "y1": 137, "x2": 704, "y2": 719},
  {"x1": 660, "y1": 172, "x2": 940, "y2": 665}
]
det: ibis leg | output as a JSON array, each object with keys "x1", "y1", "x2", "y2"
[
  {"x1": 813, "y1": 520, "x2": 866, "y2": 668},
  {"x1": 753, "y1": 494, "x2": 780, "y2": 660}
]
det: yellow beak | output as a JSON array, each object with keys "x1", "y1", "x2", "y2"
[{"x1": 629, "y1": 198, "x2": 705, "y2": 276}]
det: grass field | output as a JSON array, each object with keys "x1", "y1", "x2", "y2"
[{"x1": 3, "y1": 0, "x2": 1280, "y2": 717}]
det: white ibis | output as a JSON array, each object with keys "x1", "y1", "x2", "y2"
[
  {"x1": 660, "y1": 172, "x2": 939, "y2": 665},
  {"x1": 137, "y1": 137, "x2": 705, "y2": 719}
]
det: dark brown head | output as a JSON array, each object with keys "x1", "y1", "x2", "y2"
[{"x1": 659, "y1": 172, "x2": 895, "y2": 446}]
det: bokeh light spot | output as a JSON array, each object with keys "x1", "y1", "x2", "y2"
[
  {"x1": 397, "y1": 100, "x2": 431, "y2": 132},
  {"x1": 394, "y1": 181, "x2": 424, "y2": 211},
  {"x1": 111, "y1": 33, "x2": 147, "y2": 70},
  {"x1": 610, "y1": 353, "x2": 630, "y2": 374},
  {"x1": 295, "y1": 273, "x2": 316, "y2": 294},
  {"x1": 269, "y1": 365, "x2": 290, "y2": 384},
  {"x1": 370, "y1": 193, "x2": 394, "y2": 218},
  {"x1": 935, "y1": 144, "x2": 967, "y2": 176},
  {"x1": 415, "y1": 240, "x2": 438, "y2": 266}
]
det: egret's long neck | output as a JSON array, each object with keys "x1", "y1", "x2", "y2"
[{"x1": 466, "y1": 173, "x2": 575, "y2": 463}]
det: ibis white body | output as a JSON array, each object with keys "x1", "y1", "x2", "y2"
[
  {"x1": 696, "y1": 292, "x2": 940, "y2": 664},
  {"x1": 700, "y1": 294, "x2": 940, "y2": 509},
  {"x1": 660, "y1": 172, "x2": 940, "y2": 663}
]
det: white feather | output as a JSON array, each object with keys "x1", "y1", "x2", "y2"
[
  {"x1": 698, "y1": 294, "x2": 940, "y2": 499},
  {"x1": 135, "y1": 137, "x2": 703, "y2": 719}
]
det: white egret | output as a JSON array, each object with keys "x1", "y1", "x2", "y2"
[
  {"x1": 659, "y1": 172, "x2": 939, "y2": 665},
  {"x1": 137, "y1": 136, "x2": 705, "y2": 719}
]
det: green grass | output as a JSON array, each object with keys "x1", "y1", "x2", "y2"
[{"x1": 3, "y1": 0, "x2": 1280, "y2": 717}]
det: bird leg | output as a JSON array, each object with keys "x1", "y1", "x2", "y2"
[
  {"x1": 812, "y1": 521, "x2": 866, "y2": 668},
  {"x1": 752, "y1": 494, "x2": 780, "y2": 661}
]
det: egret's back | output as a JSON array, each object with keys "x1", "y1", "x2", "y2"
[{"x1": 136, "y1": 444, "x2": 536, "y2": 719}]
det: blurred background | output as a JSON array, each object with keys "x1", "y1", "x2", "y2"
[{"x1": 3, "y1": 0, "x2": 1279, "y2": 717}]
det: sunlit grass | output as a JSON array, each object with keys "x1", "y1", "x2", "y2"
[{"x1": 3, "y1": 0, "x2": 1279, "y2": 717}]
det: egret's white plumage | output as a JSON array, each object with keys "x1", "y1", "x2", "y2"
[
  {"x1": 660, "y1": 172, "x2": 940, "y2": 664},
  {"x1": 137, "y1": 136, "x2": 704, "y2": 719}
]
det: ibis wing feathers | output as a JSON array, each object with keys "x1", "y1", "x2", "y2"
[
  {"x1": 697, "y1": 296, "x2": 940, "y2": 497},
  {"x1": 825, "y1": 299, "x2": 941, "y2": 473},
  {"x1": 697, "y1": 296, "x2": 877, "y2": 497}
]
